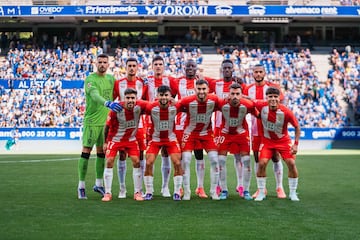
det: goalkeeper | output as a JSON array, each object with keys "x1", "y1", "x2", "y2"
[{"x1": 77, "y1": 53, "x2": 122, "y2": 200}]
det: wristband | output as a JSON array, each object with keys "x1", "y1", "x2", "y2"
[{"x1": 294, "y1": 140, "x2": 299, "y2": 145}]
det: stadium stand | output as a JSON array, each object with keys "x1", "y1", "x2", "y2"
[{"x1": 0, "y1": 44, "x2": 355, "y2": 128}]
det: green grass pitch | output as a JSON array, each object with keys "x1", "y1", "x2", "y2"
[{"x1": 1, "y1": 151, "x2": 360, "y2": 240}]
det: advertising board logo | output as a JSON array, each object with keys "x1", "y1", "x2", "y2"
[
  {"x1": 357, "y1": 8, "x2": 360, "y2": 15},
  {"x1": 248, "y1": 5, "x2": 266, "y2": 16},
  {"x1": 31, "y1": 7, "x2": 38, "y2": 15},
  {"x1": 312, "y1": 129, "x2": 337, "y2": 139},
  {"x1": 145, "y1": 5, "x2": 208, "y2": 16},
  {"x1": 215, "y1": 5, "x2": 232, "y2": 16},
  {"x1": 31, "y1": 6, "x2": 64, "y2": 15},
  {"x1": 285, "y1": 6, "x2": 337, "y2": 15},
  {"x1": 85, "y1": 6, "x2": 138, "y2": 14}
]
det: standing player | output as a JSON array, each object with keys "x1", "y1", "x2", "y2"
[
  {"x1": 145, "y1": 55, "x2": 178, "y2": 197},
  {"x1": 172, "y1": 59, "x2": 209, "y2": 198},
  {"x1": 77, "y1": 53, "x2": 122, "y2": 200},
  {"x1": 143, "y1": 85, "x2": 183, "y2": 201},
  {"x1": 102, "y1": 88, "x2": 147, "y2": 202},
  {"x1": 217, "y1": 83, "x2": 256, "y2": 200},
  {"x1": 113, "y1": 57, "x2": 147, "y2": 198},
  {"x1": 253, "y1": 87, "x2": 300, "y2": 201},
  {"x1": 209, "y1": 59, "x2": 246, "y2": 196},
  {"x1": 243, "y1": 64, "x2": 286, "y2": 199},
  {"x1": 176, "y1": 79, "x2": 221, "y2": 200}
]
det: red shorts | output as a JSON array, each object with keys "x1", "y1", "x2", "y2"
[
  {"x1": 146, "y1": 140, "x2": 181, "y2": 155},
  {"x1": 214, "y1": 127, "x2": 221, "y2": 139},
  {"x1": 136, "y1": 128, "x2": 146, "y2": 151},
  {"x1": 251, "y1": 135, "x2": 262, "y2": 152},
  {"x1": 175, "y1": 129, "x2": 184, "y2": 147},
  {"x1": 218, "y1": 132, "x2": 250, "y2": 154},
  {"x1": 181, "y1": 133, "x2": 217, "y2": 152},
  {"x1": 106, "y1": 140, "x2": 140, "y2": 158},
  {"x1": 259, "y1": 138, "x2": 295, "y2": 160},
  {"x1": 176, "y1": 130, "x2": 204, "y2": 150}
]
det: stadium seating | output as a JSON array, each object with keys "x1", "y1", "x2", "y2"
[{"x1": 0, "y1": 44, "x2": 355, "y2": 127}]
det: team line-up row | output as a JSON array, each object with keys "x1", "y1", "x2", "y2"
[{"x1": 77, "y1": 54, "x2": 300, "y2": 202}]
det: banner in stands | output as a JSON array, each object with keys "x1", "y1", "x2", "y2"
[
  {"x1": 0, "y1": 5, "x2": 359, "y2": 17},
  {"x1": 1, "y1": 128, "x2": 360, "y2": 141},
  {"x1": 0, "y1": 79, "x2": 84, "y2": 89}
]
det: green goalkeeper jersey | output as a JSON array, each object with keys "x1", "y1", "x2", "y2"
[{"x1": 84, "y1": 73, "x2": 115, "y2": 126}]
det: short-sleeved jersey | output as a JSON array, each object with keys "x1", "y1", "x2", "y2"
[
  {"x1": 219, "y1": 98, "x2": 255, "y2": 135},
  {"x1": 172, "y1": 77, "x2": 197, "y2": 131},
  {"x1": 176, "y1": 94, "x2": 220, "y2": 136},
  {"x1": 209, "y1": 79, "x2": 233, "y2": 98},
  {"x1": 146, "y1": 75, "x2": 177, "y2": 101},
  {"x1": 209, "y1": 79, "x2": 234, "y2": 129},
  {"x1": 172, "y1": 76, "x2": 197, "y2": 100},
  {"x1": 113, "y1": 77, "x2": 147, "y2": 101},
  {"x1": 243, "y1": 82, "x2": 283, "y2": 136},
  {"x1": 254, "y1": 101, "x2": 299, "y2": 142},
  {"x1": 84, "y1": 73, "x2": 115, "y2": 126},
  {"x1": 146, "y1": 102, "x2": 177, "y2": 142},
  {"x1": 106, "y1": 100, "x2": 148, "y2": 143},
  {"x1": 113, "y1": 77, "x2": 147, "y2": 128}
]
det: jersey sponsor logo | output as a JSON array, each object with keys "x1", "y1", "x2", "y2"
[
  {"x1": 196, "y1": 114, "x2": 207, "y2": 123},
  {"x1": 159, "y1": 121, "x2": 169, "y2": 130},
  {"x1": 126, "y1": 120, "x2": 136, "y2": 128},
  {"x1": 229, "y1": 118, "x2": 239, "y2": 127},
  {"x1": 186, "y1": 89, "x2": 195, "y2": 96}
]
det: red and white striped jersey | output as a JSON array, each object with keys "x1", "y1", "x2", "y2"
[
  {"x1": 172, "y1": 76, "x2": 197, "y2": 130},
  {"x1": 113, "y1": 77, "x2": 147, "y2": 128},
  {"x1": 106, "y1": 100, "x2": 148, "y2": 143},
  {"x1": 209, "y1": 79, "x2": 234, "y2": 129},
  {"x1": 219, "y1": 98, "x2": 256, "y2": 135},
  {"x1": 146, "y1": 75, "x2": 177, "y2": 101},
  {"x1": 254, "y1": 101, "x2": 298, "y2": 141},
  {"x1": 209, "y1": 79, "x2": 233, "y2": 98},
  {"x1": 113, "y1": 77, "x2": 147, "y2": 101},
  {"x1": 176, "y1": 94, "x2": 220, "y2": 136},
  {"x1": 146, "y1": 102, "x2": 177, "y2": 142},
  {"x1": 243, "y1": 82, "x2": 283, "y2": 136},
  {"x1": 173, "y1": 76, "x2": 197, "y2": 100}
]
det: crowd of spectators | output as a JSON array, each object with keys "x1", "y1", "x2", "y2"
[
  {"x1": 0, "y1": 44, "x2": 203, "y2": 128},
  {"x1": 0, "y1": 87, "x2": 84, "y2": 128},
  {"x1": 0, "y1": 44, "x2": 354, "y2": 128},
  {"x1": 329, "y1": 47, "x2": 360, "y2": 122},
  {"x1": 339, "y1": 0, "x2": 360, "y2": 6},
  {"x1": 221, "y1": 47, "x2": 350, "y2": 127}
]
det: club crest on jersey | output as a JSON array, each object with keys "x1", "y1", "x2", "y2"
[{"x1": 87, "y1": 82, "x2": 92, "y2": 89}]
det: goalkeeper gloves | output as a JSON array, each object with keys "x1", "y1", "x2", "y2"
[{"x1": 104, "y1": 101, "x2": 122, "y2": 112}]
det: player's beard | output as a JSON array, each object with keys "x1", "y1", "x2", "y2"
[
  {"x1": 160, "y1": 99, "x2": 168, "y2": 107},
  {"x1": 231, "y1": 99, "x2": 239, "y2": 107},
  {"x1": 126, "y1": 102, "x2": 135, "y2": 109},
  {"x1": 197, "y1": 93, "x2": 207, "y2": 102},
  {"x1": 98, "y1": 66, "x2": 106, "y2": 74}
]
